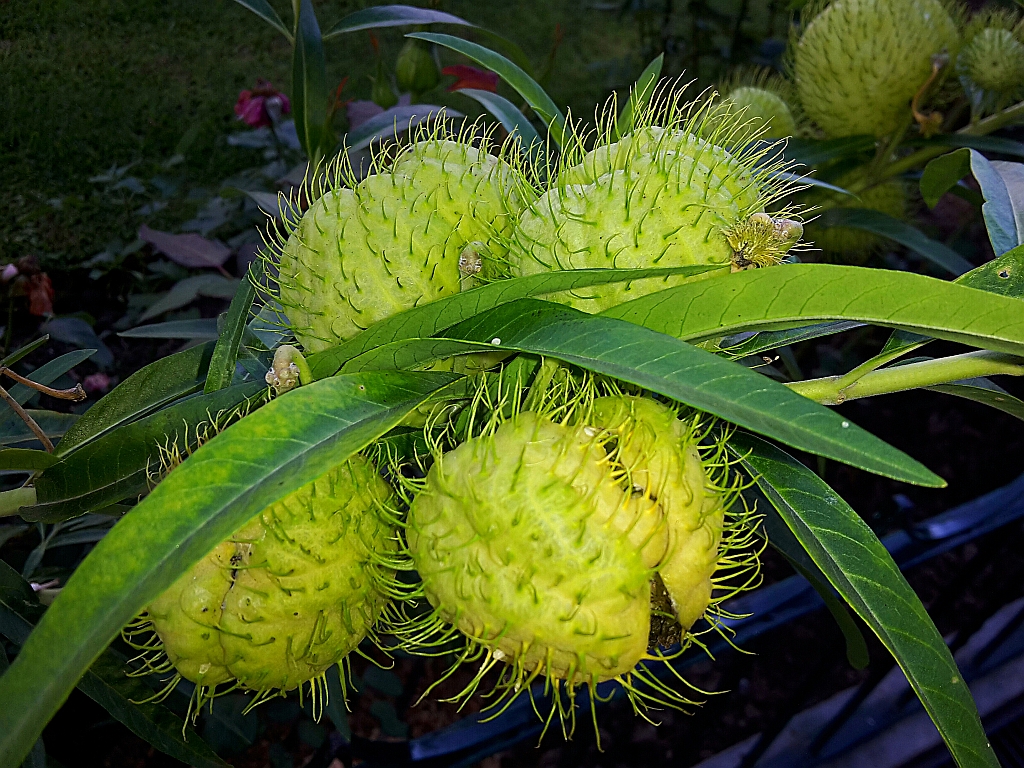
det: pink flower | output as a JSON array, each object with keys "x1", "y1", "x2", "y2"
[
  {"x1": 83, "y1": 373, "x2": 112, "y2": 394},
  {"x1": 234, "y1": 79, "x2": 292, "y2": 128},
  {"x1": 1, "y1": 264, "x2": 18, "y2": 283},
  {"x1": 442, "y1": 65, "x2": 499, "y2": 93}
]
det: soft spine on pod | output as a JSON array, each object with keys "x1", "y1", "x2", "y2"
[
  {"x1": 504, "y1": 88, "x2": 804, "y2": 313},
  {"x1": 793, "y1": 0, "x2": 959, "y2": 138},
  {"x1": 269, "y1": 123, "x2": 533, "y2": 353},
  {"x1": 392, "y1": 374, "x2": 760, "y2": 738},
  {"x1": 124, "y1": 455, "x2": 402, "y2": 718}
]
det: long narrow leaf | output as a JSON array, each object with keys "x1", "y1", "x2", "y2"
[
  {"x1": 815, "y1": 208, "x2": 973, "y2": 275},
  {"x1": 601, "y1": 264, "x2": 1024, "y2": 356},
  {"x1": 323, "y1": 4, "x2": 473, "y2": 38},
  {"x1": 455, "y1": 88, "x2": 542, "y2": 152},
  {"x1": 721, "y1": 321, "x2": 866, "y2": 358},
  {"x1": 926, "y1": 378, "x2": 1024, "y2": 422},
  {"x1": 727, "y1": 433, "x2": 998, "y2": 768},
  {"x1": 0, "y1": 449, "x2": 58, "y2": 471},
  {"x1": 206, "y1": 264, "x2": 261, "y2": 393},
  {"x1": 437, "y1": 298, "x2": 943, "y2": 485},
  {"x1": 0, "y1": 370, "x2": 463, "y2": 768},
  {"x1": 292, "y1": 0, "x2": 329, "y2": 159},
  {"x1": 4, "y1": 350, "x2": 95, "y2": 410},
  {"x1": 615, "y1": 54, "x2": 664, "y2": 139},
  {"x1": 306, "y1": 265, "x2": 724, "y2": 379},
  {"x1": 407, "y1": 32, "x2": 566, "y2": 145},
  {"x1": 56, "y1": 343, "x2": 214, "y2": 457},
  {"x1": 0, "y1": 337, "x2": 50, "y2": 370},
  {"x1": 229, "y1": 0, "x2": 291, "y2": 41},
  {"x1": 119, "y1": 319, "x2": 219, "y2": 339},
  {"x1": 0, "y1": 561, "x2": 227, "y2": 768}
]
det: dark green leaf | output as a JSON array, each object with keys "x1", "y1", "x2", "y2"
[
  {"x1": 229, "y1": 0, "x2": 291, "y2": 40},
  {"x1": 118, "y1": 319, "x2": 219, "y2": 340},
  {"x1": 0, "y1": 337, "x2": 50, "y2": 370},
  {"x1": 56, "y1": 343, "x2": 215, "y2": 457},
  {"x1": 925, "y1": 377, "x2": 1024, "y2": 422},
  {"x1": 206, "y1": 264, "x2": 260, "y2": 393},
  {"x1": 727, "y1": 433, "x2": 998, "y2": 768},
  {"x1": 913, "y1": 133, "x2": 1024, "y2": 161},
  {"x1": 25, "y1": 383, "x2": 265, "y2": 523},
  {"x1": 784, "y1": 135, "x2": 875, "y2": 167},
  {"x1": 5, "y1": 351, "x2": 95, "y2": 410},
  {"x1": 601, "y1": 264, "x2": 1024, "y2": 356},
  {"x1": 306, "y1": 266, "x2": 724, "y2": 379},
  {"x1": 292, "y1": 0, "x2": 329, "y2": 160},
  {"x1": 407, "y1": 32, "x2": 566, "y2": 145},
  {"x1": 454, "y1": 88, "x2": 541, "y2": 153},
  {"x1": 0, "y1": 412, "x2": 77, "y2": 448},
  {"x1": 721, "y1": 321, "x2": 866, "y2": 358},
  {"x1": 0, "y1": 370, "x2": 461, "y2": 768},
  {"x1": 615, "y1": 54, "x2": 663, "y2": 139},
  {"x1": 815, "y1": 208, "x2": 973, "y2": 275},
  {"x1": 345, "y1": 104, "x2": 460, "y2": 152},
  {"x1": 966, "y1": 151, "x2": 1020, "y2": 255},
  {"x1": 323, "y1": 4, "x2": 473, "y2": 38},
  {"x1": 0, "y1": 450, "x2": 57, "y2": 471},
  {"x1": 0, "y1": 560, "x2": 226, "y2": 768},
  {"x1": 921, "y1": 148, "x2": 973, "y2": 208},
  {"x1": 140, "y1": 276, "x2": 239, "y2": 322},
  {"x1": 440, "y1": 298, "x2": 943, "y2": 485}
]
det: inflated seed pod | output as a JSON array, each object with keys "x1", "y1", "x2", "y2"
[
  {"x1": 398, "y1": 384, "x2": 756, "y2": 734},
  {"x1": 510, "y1": 110, "x2": 803, "y2": 312},
  {"x1": 956, "y1": 10, "x2": 1024, "y2": 113},
  {"x1": 129, "y1": 456, "x2": 399, "y2": 713},
  {"x1": 273, "y1": 131, "x2": 529, "y2": 353},
  {"x1": 793, "y1": 0, "x2": 959, "y2": 138}
]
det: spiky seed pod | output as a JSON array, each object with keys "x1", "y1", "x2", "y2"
[
  {"x1": 128, "y1": 456, "x2": 401, "y2": 716},
  {"x1": 272, "y1": 130, "x2": 530, "y2": 353},
  {"x1": 508, "y1": 95, "x2": 804, "y2": 312},
  {"x1": 804, "y1": 171, "x2": 908, "y2": 263},
  {"x1": 793, "y1": 0, "x2": 959, "y2": 138},
  {"x1": 956, "y1": 10, "x2": 1024, "y2": 115},
  {"x1": 723, "y1": 86, "x2": 799, "y2": 140},
  {"x1": 395, "y1": 374, "x2": 758, "y2": 736}
]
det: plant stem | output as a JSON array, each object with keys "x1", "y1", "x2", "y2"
[
  {"x1": 786, "y1": 351, "x2": 1024, "y2": 405},
  {"x1": 0, "y1": 384, "x2": 54, "y2": 452}
]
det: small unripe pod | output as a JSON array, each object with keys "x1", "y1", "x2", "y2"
[
  {"x1": 395, "y1": 38, "x2": 440, "y2": 96},
  {"x1": 959, "y1": 28, "x2": 1024, "y2": 95}
]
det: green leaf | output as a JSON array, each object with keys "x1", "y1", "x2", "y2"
[
  {"x1": 118, "y1": 319, "x2": 219, "y2": 340},
  {"x1": 0, "y1": 412, "x2": 77, "y2": 448},
  {"x1": 323, "y1": 4, "x2": 473, "y2": 38},
  {"x1": 0, "y1": 561, "x2": 227, "y2": 768},
  {"x1": 925, "y1": 377, "x2": 1024, "y2": 422},
  {"x1": 24, "y1": 383, "x2": 265, "y2": 523},
  {"x1": 4, "y1": 351, "x2": 95, "y2": 411},
  {"x1": 784, "y1": 135, "x2": 876, "y2": 168},
  {"x1": 815, "y1": 208, "x2": 973, "y2": 275},
  {"x1": 0, "y1": 337, "x2": 50, "y2": 370},
  {"x1": 921, "y1": 148, "x2": 973, "y2": 208},
  {"x1": 292, "y1": 0, "x2": 329, "y2": 160},
  {"x1": 229, "y1": 0, "x2": 291, "y2": 41},
  {"x1": 344, "y1": 104, "x2": 460, "y2": 152},
  {"x1": 206, "y1": 264, "x2": 260, "y2": 393},
  {"x1": 306, "y1": 266, "x2": 724, "y2": 379},
  {"x1": 439, "y1": 298, "x2": 943, "y2": 485},
  {"x1": 727, "y1": 433, "x2": 998, "y2": 768},
  {"x1": 407, "y1": 32, "x2": 567, "y2": 145},
  {"x1": 0, "y1": 449, "x2": 57, "y2": 471},
  {"x1": 0, "y1": 370, "x2": 461, "y2": 768},
  {"x1": 140, "y1": 275, "x2": 239, "y2": 322},
  {"x1": 615, "y1": 54, "x2": 664, "y2": 139},
  {"x1": 56, "y1": 343, "x2": 215, "y2": 457},
  {"x1": 913, "y1": 133, "x2": 1024, "y2": 161},
  {"x1": 454, "y1": 88, "x2": 541, "y2": 154},
  {"x1": 601, "y1": 264, "x2": 1024, "y2": 356}
]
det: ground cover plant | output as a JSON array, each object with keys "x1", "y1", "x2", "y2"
[{"x1": 1, "y1": 2, "x2": 1024, "y2": 768}]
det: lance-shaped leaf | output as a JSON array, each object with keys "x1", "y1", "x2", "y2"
[
  {"x1": 393, "y1": 298, "x2": 942, "y2": 485},
  {"x1": 726, "y1": 433, "x2": 998, "y2": 768},
  {"x1": 926, "y1": 377, "x2": 1024, "y2": 422},
  {"x1": 206, "y1": 263, "x2": 261, "y2": 393},
  {"x1": 0, "y1": 560, "x2": 227, "y2": 768},
  {"x1": 721, "y1": 321, "x2": 867, "y2": 359},
  {"x1": 407, "y1": 32, "x2": 566, "y2": 144},
  {"x1": 229, "y1": 0, "x2": 291, "y2": 41},
  {"x1": 601, "y1": 264, "x2": 1024, "y2": 356},
  {"x1": 2, "y1": 350, "x2": 95, "y2": 412},
  {"x1": 455, "y1": 88, "x2": 542, "y2": 154},
  {"x1": 292, "y1": 0, "x2": 329, "y2": 159},
  {"x1": 615, "y1": 54, "x2": 664, "y2": 139},
  {"x1": 0, "y1": 370, "x2": 462, "y2": 768},
  {"x1": 56, "y1": 342, "x2": 215, "y2": 457},
  {"x1": 0, "y1": 449, "x2": 58, "y2": 471},
  {"x1": 323, "y1": 4, "x2": 473, "y2": 38},
  {"x1": 306, "y1": 265, "x2": 724, "y2": 379},
  {"x1": 24, "y1": 383, "x2": 265, "y2": 523}
]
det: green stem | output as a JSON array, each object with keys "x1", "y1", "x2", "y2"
[
  {"x1": 787, "y1": 351, "x2": 1024, "y2": 405},
  {"x1": 523, "y1": 357, "x2": 560, "y2": 412}
]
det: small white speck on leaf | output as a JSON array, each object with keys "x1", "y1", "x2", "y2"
[
  {"x1": 841, "y1": 421, "x2": 850, "y2": 428},
  {"x1": 491, "y1": 337, "x2": 501, "y2": 345}
]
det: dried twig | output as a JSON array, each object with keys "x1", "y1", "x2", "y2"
[
  {"x1": 0, "y1": 367, "x2": 86, "y2": 402},
  {"x1": 0, "y1": 383, "x2": 54, "y2": 452}
]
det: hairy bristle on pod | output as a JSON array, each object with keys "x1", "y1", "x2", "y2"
[
  {"x1": 260, "y1": 116, "x2": 537, "y2": 353},
  {"x1": 503, "y1": 81, "x2": 805, "y2": 311},
  {"x1": 385, "y1": 367, "x2": 761, "y2": 742}
]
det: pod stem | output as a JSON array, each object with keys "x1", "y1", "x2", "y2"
[{"x1": 786, "y1": 350, "x2": 1024, "y2": 405}]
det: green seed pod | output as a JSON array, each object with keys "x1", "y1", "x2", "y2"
[
  {"x1": 960, "y1": 28, "x2": 1024, "y2": 93},
  {"x1": 130, "y1": 456, "x2": 400, "y2": 714},
  {"x1": 793, "y1": 0, "x2": 959, "y2": 138},
  {"x1": 272, "y1": 131, "x2": 530, "y2": 352},
  {"x1": 508, "y1": 101, "x2": 803, "y2": 312},
  {"x1": 371, "y1": 58, "x2": 398, "y2": 110},
  {"x1": 396, "y1": 376, "x2": 758, "y2": 735},
  {"x1": 395, "y1": 38, "x2": 440, "y2": 96},
  {"x1": 804, "y1": 171, "x2": 908, "y2": 263},
  {"x1": 724, "y1": 86, "x2": 799, "y2": 140}
]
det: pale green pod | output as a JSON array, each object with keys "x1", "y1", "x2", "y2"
[
  {"x1": 724, "y1": 86, "x2": 799, "y2": 140},
  {"x1": 959, "y1": 28, "x2": 1024, "y2": 95},
  {"x1": 794, "y1": 0, "x2": 959, "y2": 138}
]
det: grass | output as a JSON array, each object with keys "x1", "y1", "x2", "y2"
[{"x1": 0, "y1": 0, "x2": 640, "y2": 270}]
